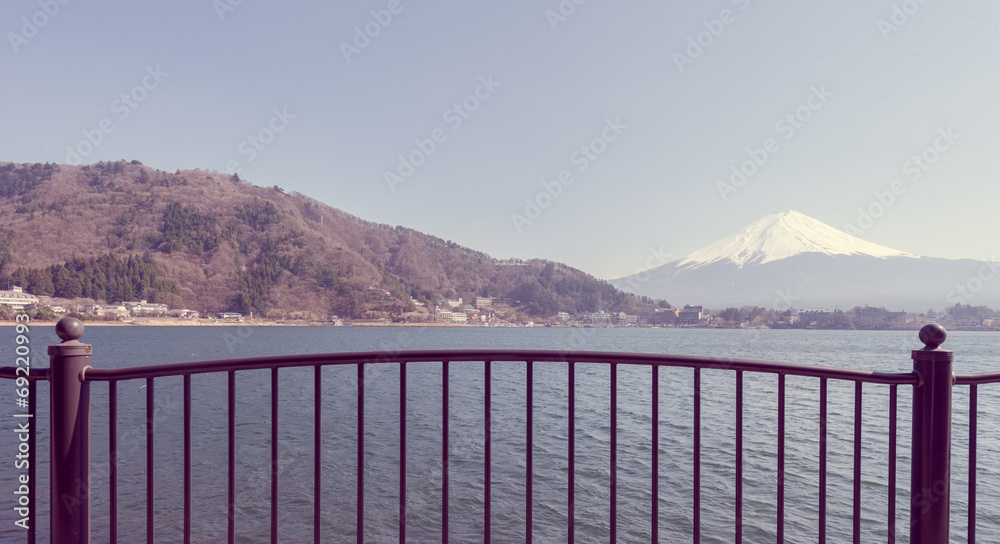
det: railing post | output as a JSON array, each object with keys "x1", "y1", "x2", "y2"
[
  {"x1": 48, "y1": 317, "x2": 92, "y2": 544},
  {"x1": 909, "y1": 323, "x2": 953, "y2": 544}
]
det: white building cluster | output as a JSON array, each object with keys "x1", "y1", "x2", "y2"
[{"x1": 0, "y1": 287, "x2": 38, "y2": 310}]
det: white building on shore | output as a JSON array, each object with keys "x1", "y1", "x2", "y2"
[{"x1": 0, "y1": 286, "x2": 39, "y2": 310}]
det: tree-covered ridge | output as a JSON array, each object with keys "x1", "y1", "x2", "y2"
[
  {"x1": 236, "y1": 199, "x2": 281, "y2": 231},
  {"x1": 0, "y1": 162, "x2": 57, "y2": 198},
  {"x1": 0, "y1": 228, "x2": 17, "y2": 268},
  {"x1": 508, "y1": 262, "x2": 643, "y2": 316},
  {"x1": 0, "y1": 162, "x2": 667, "y2": 320},
  {"x1": 9, "y1": 253, "x2": 178, "y2": 302},
  {"x1": 157, "y1": 201, "x2": 222, "y2": 255},
  {"x1": 235, "y1": 236, "x2": 289, "y2": 314}
]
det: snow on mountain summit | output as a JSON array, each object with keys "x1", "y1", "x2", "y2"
[{"x1": 677, "y1": 210, "x2": 919, "y2": 269}]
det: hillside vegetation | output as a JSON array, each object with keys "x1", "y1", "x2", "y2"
[{"x1": 0, "y1": 161, "x2": 665, "y2": 320}]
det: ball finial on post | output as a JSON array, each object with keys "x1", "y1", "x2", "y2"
[
  {"x1": 55, "y1": 316, "x2": 85, "y2": 342},
  {"x1": 918, "y1": 323, "x2": 947, "y2": 349}
]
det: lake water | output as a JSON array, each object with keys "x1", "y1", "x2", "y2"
[{"x1": 1, "y1": 325, "x2": 999, "y2": 543}]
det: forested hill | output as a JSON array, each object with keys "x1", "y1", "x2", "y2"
[{"x1": 0, "y1": 161, "x2": 665, "y2": 320}]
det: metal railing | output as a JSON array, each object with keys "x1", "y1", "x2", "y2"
[{"x1": 3, "y1": 318, "x2": 999, "y2": 543}]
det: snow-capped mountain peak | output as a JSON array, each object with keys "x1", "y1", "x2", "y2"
[{"x1": 677, "y1": 210, "x2": 919, "y2": 269}]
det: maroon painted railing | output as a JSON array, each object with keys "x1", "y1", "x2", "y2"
[{"x1": 3, "y1": 318, "x2": 1000, "y2": 543}]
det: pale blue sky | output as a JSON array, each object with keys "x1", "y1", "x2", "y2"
[{"x1": 3, "y1": 0, "x2": 999, "y2": 278}]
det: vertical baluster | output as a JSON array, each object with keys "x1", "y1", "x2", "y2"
[
  {"x1": 109, "y1": 380, "x2": 117, "y2": 544},
  {"x1": 778, "y1": 374, "x2": 785, "y2": 543},
  {"x1": 184, "y1": 374, "x2": 192, "y2": 544},
  {"x1": 853, "y1": 381, "x2": 862, "y2": 544},
  {"x1": 228, "y1": 371, "x2": 236, "y2": 544},
  {"x1": 24, "y1": 375, "x2": 36, "y2": 544},
  {"x1": 442, "y1": 361, "x2": 450, "y2": 544},
  {"x1": 357, "y1": 363, "x2": 364, "y2": 544},
  {"x1": 526, "y1": 361, "x2": 533, "y2": 544},
  {"x1": 147, "y1": 377, "x2": 155, "y2": 544},
  {"x1": 652, "y1": 364, "x2": 659, "y2": 543},
  {"x1": 736, "y1": 371, "x2": 743, "y2": 543},
  {"x1": 484, "y1": 360, "x2": 492, "y2": 543},
  {"x1": 400, "y1": 361, "x2": 407, "y2": 544},
  {"x1": 568, "y1": 362, "x2": 576, "y2": 544},
  {"x1": 611, "y1": 363, "x2": 618, "y2": 543},
  {"x1": 693, "y1": 367, "x2": 701, "y2": 544},
  {"x1": 889, "y1": 384, "x2": 897, "y2": 544},
  {"x1": 271, "y1": 367, "x2": 279, "y2": 544},
  {"x1": 819, "y1": 378, "x2": 827, "y2": 544},
  {"x1": 314, "y1": 366, "x2": 322, "y2": 544},
  {"x1": 969, "y1": 384, "x2": 978, "y2": 544}
]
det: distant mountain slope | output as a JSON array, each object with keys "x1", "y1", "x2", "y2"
[
  {"x1": 613, "y1": 210, "x2": 998, "y2": 311},
  {"x1": 0, "y1": 161, "x2": 661, "y2": 319}
]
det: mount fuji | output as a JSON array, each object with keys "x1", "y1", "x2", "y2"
[{"x1": 612, "y1": 211, "x2": 999, "y2": 311}]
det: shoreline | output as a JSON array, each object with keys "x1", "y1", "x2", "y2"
[{"x1": 0, "y1": 317, "x2": 994, "y2": 332}]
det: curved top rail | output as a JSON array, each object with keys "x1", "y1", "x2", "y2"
[
  {"x1": 954, "y1": 371, "x2": 1000, "y2": 385},
  {"x1": 81, "y1": 349, "x2": 919, "y2": 385},
  {"x1": 0, "y1": 366, "x2": 48, "y2": 381}
]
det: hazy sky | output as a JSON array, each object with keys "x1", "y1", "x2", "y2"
[{"x1": 3, "y1": 0, "x2": 999, "y2": 278}]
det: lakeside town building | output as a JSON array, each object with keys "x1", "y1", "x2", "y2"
[
  {"x1": 854, "y1": 307, "x2": 908, "y2": 328},
  {"x1": 677, "y1": 305, "x2": 704, "y2": 326},
  {"x1": 124, "y1": 300, "x2": 169, "y2": 316},
  {"x1": 0, "y1": 286, "x2": 39, "y2": 310}
]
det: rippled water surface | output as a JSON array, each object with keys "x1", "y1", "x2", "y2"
[{"x1": 2, "y1": 326, "x2": 999, "y2": 543}]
